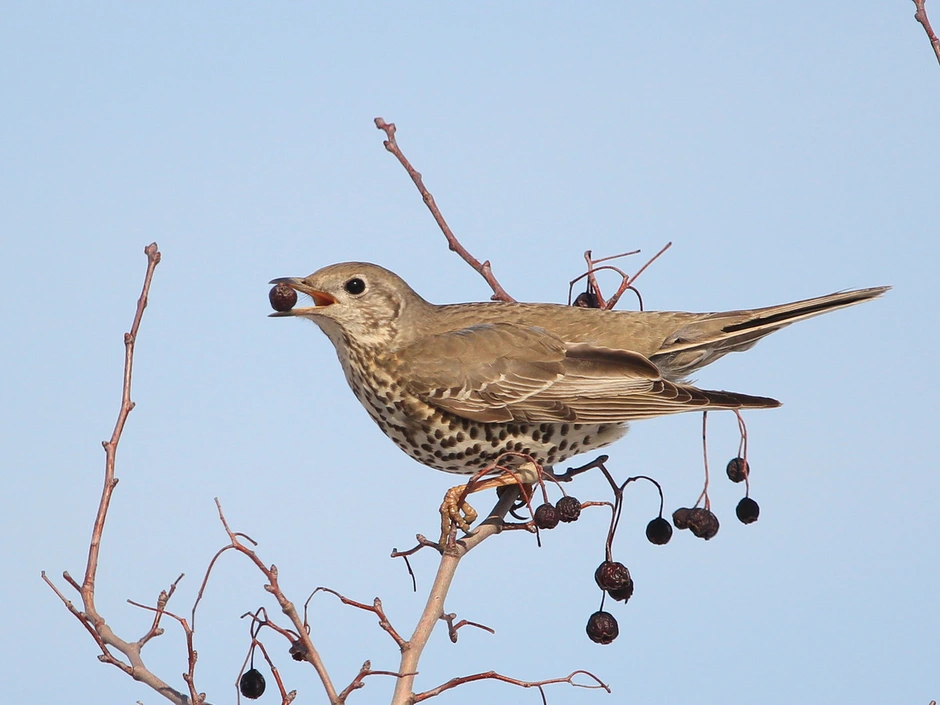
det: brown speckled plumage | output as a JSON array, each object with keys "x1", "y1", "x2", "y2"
[{"x1": 271, "y1": 262, "x2": 887, "y2": 475}]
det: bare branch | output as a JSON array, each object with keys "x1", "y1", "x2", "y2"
[
  {"x1": 312, "y1": 588, "x2": 407, "y2": 647},
  {"x1": 42, "y1": 244, "x2": 193, "y2": 705},
  {"x1": 414, "y1": 669, "x2": 610, "y2": 703},
  {"x1": 374, "y1": 117, "x2": 515, "y2": 302},
  {"x1": 440, "y1": 612, "x2": 495, "y2": 643},
  {"x1": 337, "y1": 662, "x2": 414, "y2": 703},
  {"x1": 390, "y1": 488, "x2": 521, "y2": 705},
  {"x1": 211, "y1": 499, "x2": 340, "y2": 703},
  {"x1": 85, "y1": 242, "x2": 161, "y2": 592},
  {"x1": 913, "y1": 0, "x2": 940, "y2": 65}
]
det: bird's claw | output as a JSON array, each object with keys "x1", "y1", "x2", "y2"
[{"x1": 439, "y1": 486, "x2": 478, "y2": 545}]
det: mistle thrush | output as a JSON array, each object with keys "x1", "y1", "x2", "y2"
[{"x1": 270, "y1": 262, "x2": 887, "y2": 535}]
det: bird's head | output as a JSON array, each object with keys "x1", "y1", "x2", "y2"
[{"x1": 269, "y1": 262, "x2": 429, "y2": 348}]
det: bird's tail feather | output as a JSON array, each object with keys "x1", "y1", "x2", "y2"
[{"x1": 652, "y1": 286, "x2": 889, "y2": 377}]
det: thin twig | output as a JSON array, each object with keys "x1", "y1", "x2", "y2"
[
  {"x1": 212, "y1": 499, "x2": 340, "y2": 704},
  {"x1": 312, "y1": 588, "x2": 407, "y2": 647},
  {"x1": 440, "y1": 613, "x2": 496, "y2": 643},
  {"x1": 43, "y1": 244, "x2": 191, "y2": 704},
  {"x1": 414, "y1": 669, "x2": 610, "y2": 702},
  {"x1": 913, "y1": 0, "x2": 940, "y2": 65},
  {"x1": 390, "y1": 489, "x2": 521, "y2": 705},
  {"x1": 694, "y1": 411, "x2": 712, "y2": 510},
  {"x1": 337, "y1": 662, "x2": 414, "y2": 703},
  {"x1": 374, "y1": 117, "x2": 515, "y2": 302}
]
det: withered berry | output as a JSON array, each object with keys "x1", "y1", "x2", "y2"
[
  {"x1": 736, "y1": 497, "x2": 760, "y2": 524},
  {"x1": 239, "y1": 668, "x2": 266, "y2": 699},
  {"x1": 269, "y1": 283, "x2": 298, "y2": 312},
  {"x1": 672, "y1": 507, "x2": 692, "y2": 530},
  {"x1": 726, "y1": 457, "x2": 749, "y2": 483},
  {"x1": 594, "y1": 560, "x2": 632, "y2": 592},
  {"x1": 586, "y1": 610, "x2": 620, "y2": 644},
  {"x1": 290, "y1": 639, "x2": 307, "y2": 661},
  {"x1": 608, "y1": 582, "x2": 635, "y2": 603},
  {"x1": 645, "y1": 517, "x2": 673, "y2": 545},
  {"x1": 687, "y1": 508, "x2": 720, "y2": 540},
  {"x1": 573, "y1": 291, "x2": 601, "y2": 308},
  {"x1": 533, "y1": 503, "x2": 560, "y2": 529},
  {"x1": 555, "y1": 495, "x2": 582, "y2": 523}
]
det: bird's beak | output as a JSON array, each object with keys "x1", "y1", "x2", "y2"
[{"x1": 268, "y1": 277, "x2": 337, "y2": 317}]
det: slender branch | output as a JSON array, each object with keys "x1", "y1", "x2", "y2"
[
  {"x1": 43, "y1": 244, "x2": 192, "y2": 704},
  {"x1": 414, "y1": 669, "x2": 610, "y2": 703},
  {"x1": 913, "y1": 0, "x2": 940, "y2": 65},
  {"x1": 390, "y1": 489, "x2": 520, "y2": 705},
  {"x1": 374, "y1": 117, "x2": 515, "y2": 302},
  {"x1": 212, "y1": 500, "x2": 341, "y2": 704},
  {"x1": 440, "y1": 613, "x2": 495, "y2": 643},
  {"x1": 312, "y1": 588, "x2": 407, "y2": 647},
  {"x1": 337, "y1": 662, "x2": 413, "y2": 703},
  {"x1": 125, "y1": 601, "x2": 203, "y2": 705},
  {"x1": 84, "y1": 242, "x2": 161, "y2": 594}
]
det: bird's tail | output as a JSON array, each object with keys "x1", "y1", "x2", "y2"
[{"x1": 651, "y1": 286, "x2": 889, "y2": 378}]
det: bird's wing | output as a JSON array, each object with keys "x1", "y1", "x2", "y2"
[{"x1": 394, "y1": 323, "x2": 777, "y2": 424}]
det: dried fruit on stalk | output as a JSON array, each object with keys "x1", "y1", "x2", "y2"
[
  {"x1": 240, "y1": 668, "x2": 266, "y2": 699},
  {"x1": 726, "y1": 457, "x2": 749, "y2": 483},
  {"x1": 594, "y1": 560, "x2": 632, "y2": 592},
  {"x1": 533, "y1": 503, "x2": 560, "y2": 529},
  {"x1": 736, "y1": 497, "x2": 760, "y2": 524},
  {"x1": 645, "y1": 516, "x2": 673, "y2": 545},
  {"x1": 586, "y1": 610, "x2": 620, "y2": 644},
  {"x1": 687, "y1": 508, "x2": 720, "y2": 540},
  {"x1": 555, "y1": 495, "x2": 582, "y2": 523}
]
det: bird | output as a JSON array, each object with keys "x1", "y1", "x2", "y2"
[{"x1": 269, "y1": 261, "x2": 887, "y2": 538}]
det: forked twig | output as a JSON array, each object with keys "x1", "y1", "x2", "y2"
[
  {"x1": 414, "y1": 669, "x2": 610, "y2": 703},
  {"x1": 42, "y1": 244, "x2": 193, "y2": 704},
  {"x1": 311, "y1": 587, "x2": 407, "y2": 647},
  {"x1": 374, "y1": 117, "x2": 515, "y2": 302},
  {"x1": 569, "y1": 242, "x2": 671, "y2": 311}
]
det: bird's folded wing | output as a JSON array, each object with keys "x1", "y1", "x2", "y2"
[{"x1": 393, "y1": 322, "x2": 754, "y2": 423}]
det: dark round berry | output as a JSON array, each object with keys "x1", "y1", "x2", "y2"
[
  {"x1": 672, "y1": 507, "x2": 692, "y2": 530},
  {"x1": 586, "y1": 610, "x2": 620, "y2": 644},
  {"x1": 594, "y1": 560, "x2": 632, "y2": 592},
  {"x1": 269, "y1": 283, "x2": 297, "y2": 312},
  {"x1": 687, "y1": 508, "x2": 720, "y2": 540},
  {"x1": 736, "y1": 497, "x2": 760, "y2": 524},
  {"x1": 645, "y1": 516, "x2": 673, "y2": 545},
  {"x1": 239, "y1": 668, "x2": 266, "y2": 699},
  {"x1": 573, "y1": 291, "x2": 601, "y2": 308},
  {"x1": 555, "y1": 495, "x2": 582, "y2": 523},
  {"x1": 608, "y1": 581, "x2": 635, "y2": 603},
  {"x1": 344, "y1": 277, "x2": 366, "y2": 295},
  {"x1": 533, "y1": 503, "x2": 560, "y2": 529},
  {"x1": 726, "y1": 457, "x2": 749, "y2": 483}
]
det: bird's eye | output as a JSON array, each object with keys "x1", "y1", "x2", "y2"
[{"x1": 344, "y1": 277, "x2": 366, "y2": 295}]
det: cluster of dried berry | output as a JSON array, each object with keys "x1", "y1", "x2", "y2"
[
  {"x1": 532, "y1": 494, "x2": 582, "y2": 529},
  {"x1": 584, "y1": 510, "x2": 673, "y2": 644},
  {"x1": 583, "y1": 455, "x2": 763, "y2": 644},
  {"x1": 670, "y1": 456, "x2": 761, "y2": 542},
  {"x1": 725, "y1": 456, "x2": 760, "y2": 524},
  {"x1": 586, "y1": 561, "x2": 633, "y2": 644}
]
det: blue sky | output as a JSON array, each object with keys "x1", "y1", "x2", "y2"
[{"x1": 2, "y1": 3, "x2": 937, "y2": 704}]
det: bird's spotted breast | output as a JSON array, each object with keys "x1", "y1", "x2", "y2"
[{"x1": 340, "y1": 340, "x2": 627, "y2": 474}]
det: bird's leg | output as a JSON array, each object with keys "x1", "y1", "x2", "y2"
[{"x1": 439, "y1": 461, "x2": 541, "y2": 544}]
